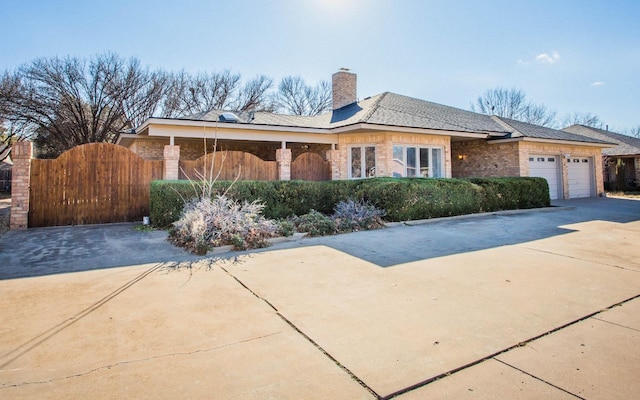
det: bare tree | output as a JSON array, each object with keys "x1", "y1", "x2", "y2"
[
  {"x1": 233, "y1": 75, "x2": 274, "y2": 112},
  {"x1": 159, "y1": 72, "x2": 273, "y2": 117},
  {"x1": 274, "y1": 76, "x2": 332, "y2": 116},
  {"x1": 470, "y1": 87, "x2": 557, "y2": 127},
  {"x1": 624, "y1": 125, "x2": 640, "y2": 138},
  {"x1": 562, "y1": 112, "x2": 603, "y2": 129},
  {"x1": 0, "y1": 54, "x2": 165, "y2": 158}
]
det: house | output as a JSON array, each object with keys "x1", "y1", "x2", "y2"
[
  {"x1": 0, "y1": 159, "x2": 11, "y2": 192},
  {"x1": 563, "y1": 124, "x2": 640, "y2": 190},
  {"x1": 117, "y1": 69, "x2": 613, "y2": 200}
]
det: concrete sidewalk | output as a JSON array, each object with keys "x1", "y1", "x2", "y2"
[{"x1": 1, "y1": 197, "x2": 639, "y2": 399}]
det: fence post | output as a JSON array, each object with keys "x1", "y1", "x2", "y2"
[
  {"x1": 163, "y1": 145, "x2": 180, "y2": 180},
  {"x1": 10, "y1": 142, "x2": 33, "y2": 230},
  {"x1": 276, "y1": 148, "x2": 292, "y2": 181}
]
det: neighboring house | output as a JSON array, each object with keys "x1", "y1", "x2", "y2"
[
  {"x1": 563, "y1": 124, "x2": 640, "y2": 189},
  {"x1": 117, "y1": 69, "x2": 613, "y2": 200},
  {"x1": 0, "y1": 159, "x2": 11, "y2": 192}
]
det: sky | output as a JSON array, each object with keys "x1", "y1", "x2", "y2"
[{"x1": 1, "y1": 0, "x2": 639, "y2": 131}]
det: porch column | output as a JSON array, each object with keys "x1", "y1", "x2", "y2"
[
  {"x1": 276, "y1": 148, "x2": 292, "y2": 181},
  {"x1": 10, "y1": 141, "x2": 33, "y2": 230},
  {"x1": 326, "y1": 149, "x2": 340, "y2": 180},
  {"x1": 163, "y1": 145, "x2": 180, "y2": 180}
]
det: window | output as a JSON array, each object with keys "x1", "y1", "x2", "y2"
[
  {"x1": 350, "y1": 146, "x2": 376, "y2": 179},
  {"x1": 392, "y1": 145, "x2": 443, "y2": 178}
]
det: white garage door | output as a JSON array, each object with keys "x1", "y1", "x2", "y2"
[
  {"x1": 568, "y1": 157, "x2": 593, "y2": 198},
  {"x1": 529, "y1": 155, "x2": 560, "y2": 200}
]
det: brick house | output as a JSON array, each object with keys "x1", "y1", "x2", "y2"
[
  {"x1": 563, "y1": 124, "x2": 640, "y2": 190},
  {"x1": 117, "y1": 69, "x2": 613, "y2": 199}
]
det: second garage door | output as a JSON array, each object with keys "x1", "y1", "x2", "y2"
[
  {"x1": 529, "y1": 155, "x2": 560, "y2": 200},
  {"x1": 568, "y1": 157, "x2": 593, "y2": 198}
]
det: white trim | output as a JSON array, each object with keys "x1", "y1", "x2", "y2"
[
  {"x1": 136, "y1": 118, "x2": 490, "y2": 140},
  {"x1": 488, "y1": 137, "x2": 613, "y2": 148},
  {"x1": 331, "y1": 123, "x2": 489, "y2": 138},
  {"x1": 147, "y1": 124, "x2": 338, "y2": 144}
]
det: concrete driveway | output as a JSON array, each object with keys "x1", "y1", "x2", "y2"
[{"x1": 1, "y1": 197, "x2": 639, "y2": 399}]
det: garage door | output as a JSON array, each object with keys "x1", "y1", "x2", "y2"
[
  {"x1": 529, "y1": 155, "x2": 560, "y2": 200},
  {"x1": 568, "y1": 157, "x2": 593, "y2": 198}
]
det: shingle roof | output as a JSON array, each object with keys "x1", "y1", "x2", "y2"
[
  {"x1": 176, "y1": 94, "x2": 611, "y2": 146},
  {"x1": 181, "y1": 92, "x2": 510, "y2": 134},
  {"x1": 562, "y1": 125, "x2": 640, "y2": 156},
  {"x1": 348, "y1": 92, "x2": 508, "y2": 133},
  {"x1": 493, "y1": 117, "x2": 613, "y2": 145}
]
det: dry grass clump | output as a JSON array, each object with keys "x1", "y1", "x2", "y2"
[{"x1": 169, "y1": 195, "x2": 279, "y2": 254}]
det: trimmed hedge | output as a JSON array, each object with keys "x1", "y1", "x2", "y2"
[{"x1": 149, "y1": 177, "x2": 550, "y2": 227}]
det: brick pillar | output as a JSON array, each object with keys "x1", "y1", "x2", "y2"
[
  {"x1": 163, "y1": 145, "x2": 180, "y2": 180},
  {"x1": 635, "y1": 156, "x2": 640, "y2": 186},
  {"x1": 10, "y1": 142, "x2": 33, "y2": 230},
  {"x1": 326, "y1": 149, "x2": 340, "y2": 180},
  {"x1": 561, "y1": 156, "x2": 570, "y2": 199},
  {"x1": 276, "y1": 148, "x2": 292, "y2": 181}
]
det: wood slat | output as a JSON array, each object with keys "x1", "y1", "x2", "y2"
[
  {"x1": 29, "y1": 143, "x2": 163, "y2": 228},
  {"x1": 291, "y1": 152, "x2": 331, "y2": 181},
  {"x1": 180, "y1": 151, "x2": 277, "y2": 181}
]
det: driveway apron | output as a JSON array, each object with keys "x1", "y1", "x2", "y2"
[{"x1": 1, "y1": 197, "x2": 639, "y2": 399}]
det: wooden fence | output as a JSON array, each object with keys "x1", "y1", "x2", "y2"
[
  {"x1": 179, "y1": 151, "x2": 278, "y2": 181},
  {"x1": 29, "y1": 143, "x2": 163, "y2": 227},
  {"x1": 291, "y1": 152, "x2": 331, "y2": 181}
]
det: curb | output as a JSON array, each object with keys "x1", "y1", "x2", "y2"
[{"x1": 388, "y1": 205, "x2": 575, "y2": 227}]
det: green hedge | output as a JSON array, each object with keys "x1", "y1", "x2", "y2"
[{"x1": 149, "y1": 177, "x2": 550, "y2": 227}]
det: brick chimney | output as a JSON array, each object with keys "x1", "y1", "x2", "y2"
[{"x1": 332, "y1": 68, "x2": 357, "y2": 110}]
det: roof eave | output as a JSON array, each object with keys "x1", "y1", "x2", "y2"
[
  {"x1": 141, "y1": 117, "x2": 332, "y2": 134},
  {"x1": 330, "y1": 123, "x2": 491, "y2": 138},
  {"x1": 488, "y1": 137, "x2": 615, "y2": 147}
]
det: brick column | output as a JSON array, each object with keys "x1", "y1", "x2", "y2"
[
  {"x1": 561, "y1": 156, "x2": 570, "y2": 199},
  {"x1": 276, "y1": 148, "x2": 292, "y2": 181},
  {"x1": 635, "y1": 156, "x2": 640, "y2": 186},
  {"x1": 326, "y1": 149, "x2": 340, "y2": 180},
  {"x1": 10, "y1": 142, "x2": 33, "y2": 230},
  {"x1": 163, "y1": 145, "x2": 180, "y2": 180}
]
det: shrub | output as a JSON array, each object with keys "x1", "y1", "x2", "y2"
[
  {"x1": 150, "y1": 177, "x2": 550, "y2": 227},
  {"x1": 276, "y1": 219, "x2": 296, "y2": 237},
  {"x1": 332, "y1": 199, "x2": 386, "y2": 232},
  {"x1": 293, "y1": 210, "x2": 337, "y2": 237},
  {"x1": 169, "y1": 195, "x2": 278, "y2": 253}
]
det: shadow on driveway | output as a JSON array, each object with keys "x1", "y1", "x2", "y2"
[{"x1": 1, "y1": 197, "x2": 638, "y2": 279}]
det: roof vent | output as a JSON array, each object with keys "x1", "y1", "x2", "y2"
[{"x1": 219, "y1": 112, "x2": 240, "y2": 123}]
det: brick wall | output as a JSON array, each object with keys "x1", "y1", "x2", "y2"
[
  {"x1": 451, "y1": 140, "x2": 520, "y2": 178},
  {"x1": 126, "y1": 138, "x2": 167, "y2": 160}
]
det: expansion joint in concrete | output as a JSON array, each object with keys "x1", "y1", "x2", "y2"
[
  {"x1": 493, "y1": 358, "x2": 587, "y2": 400},
  {"x1": 220, "y1": 266, "x2": 383, "y2": 400}
]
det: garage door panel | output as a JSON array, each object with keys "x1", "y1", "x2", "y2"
[
  {"x1": 529, "y1": 155, "x2": 560, "y2": 200},
  {"x1": 568, "y1": 158, "x2": 593, "y2": 198}
]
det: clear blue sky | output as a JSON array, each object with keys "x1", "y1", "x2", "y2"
[{"x1": 2, "y1": 0, "x2": 638, "y2": 131}]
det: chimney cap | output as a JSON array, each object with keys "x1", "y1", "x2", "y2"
[{"x1": 339, "y1": 67, "x2": 351, "y2": 72}]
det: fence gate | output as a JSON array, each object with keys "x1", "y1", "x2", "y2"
[
  {"x1": 179, "y1": 151, "x2": 277, "y2": 181},
  {"x1": 291, "y1": 152, "x2": 331, "y2": 181},
  {"x1": 29, "y1": 143, "x2": 163, "y2": 227}
]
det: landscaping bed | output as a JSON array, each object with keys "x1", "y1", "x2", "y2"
[
  {"x1": 151, "y1": 177, "x2": 550, "y2": 228},
  {"x1": 152, "y1": 177, "x2": 550, "y2": 254}
]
